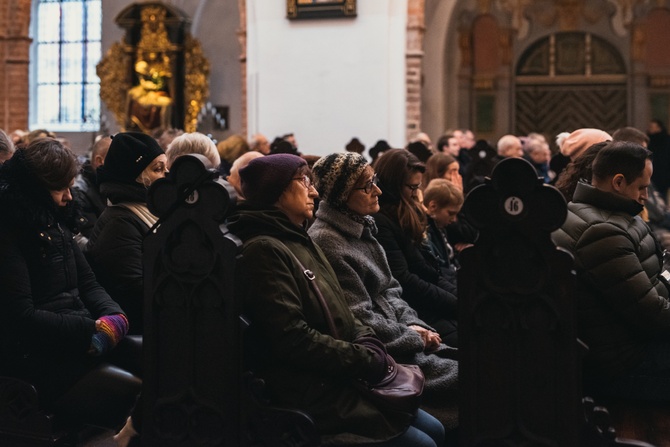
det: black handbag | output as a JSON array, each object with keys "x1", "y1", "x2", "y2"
[{"x1": 285, "y1": 244, "x2": 425, "y2": 415}]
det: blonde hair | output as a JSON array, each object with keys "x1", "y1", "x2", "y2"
[
  {"x1": 217, "y1": 134, "x2": 250, "y2": 165},
  {"x1": 166, "y1": 132, "x2": 221, "y2": 169},
  {"x1": 423, "y1": 178, "x2": 464, "y2": 209}
]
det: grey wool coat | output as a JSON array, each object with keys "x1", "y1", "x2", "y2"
[{"x1": 309, "y1": 201, "x2": 458, "y2": 404}]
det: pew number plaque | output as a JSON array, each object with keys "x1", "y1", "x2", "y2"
[{"x1": 504, "y1": 196, "x2": 523, "y2": 216}]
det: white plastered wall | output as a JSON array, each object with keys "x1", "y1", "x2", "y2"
[{"x1": 246, "y1": 0, "x2": 407, "y2": 156}]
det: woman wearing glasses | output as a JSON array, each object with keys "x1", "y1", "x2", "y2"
[
  {"x1": 309, "y1": 152, "x2": 459, "y2": 435},
  {"x1": 227, "y1": 154, "x2": 445, "y2": 447},
  {"x1": 371, "y1": 149, "x2": 459, "y2": 346}
]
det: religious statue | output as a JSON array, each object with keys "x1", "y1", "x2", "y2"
[{"x1": 127, "y1": 52, "x2": 173, "y2": 133}]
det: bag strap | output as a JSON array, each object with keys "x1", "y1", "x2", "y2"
[
  {"x1": 245, "y1": 236, "x2": 340, "y2": 339},
  {"x1": 288, "y1": 249, "x2": 341, "y2": 339}
]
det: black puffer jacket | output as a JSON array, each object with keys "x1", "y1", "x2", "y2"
[
  {"x1": 372, "y1": 211, "x2": 458, "y2": 323},
  {"x1": 86, "y1": 182, "x2": 150, "y2": 334},
  {"x1": 552, "y1": 181, "x2": 670, "y2": 378},
  {"x1": 0, "y1": 150, "x2": 123, "y2": 364}
]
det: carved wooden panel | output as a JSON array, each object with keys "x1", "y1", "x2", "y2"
[
  {"x1": 458, "y1": 158, "x2": 581, "y2": 446},
  {"x1": 144, "y1": 155, "x2": 241, "y2": 446},
  {"x1": 515, "y1": 84, "x2": 626, "y2": 137}
]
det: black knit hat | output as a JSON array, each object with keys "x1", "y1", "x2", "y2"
[
  {"x1": 97, "y1": 132, "x2": 164, "y2": 185},
  {"x1": 240, "y1": 154, "x2": 306, "y2": 206},
  {"x1": 312, "y1": 152, "x2": 368, "y2": 209},
  {"x1": 369, "y1": 140, "x2": 390, "y2": 161},
  {"x1": 270, "y1": 138, "x2": 300, "y2": 156},
  {"x1": 406, "y1": 141, "x2": 432, "y2": 163}
]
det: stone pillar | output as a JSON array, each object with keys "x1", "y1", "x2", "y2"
[
  {"x1": 0, "y1": 0, "x2": 31, "y2": 132},
  {"x1": 406, "y1": 0, "x2": 425, "y2": 143},
  {"x1": 237, "y1": 0, "x2": 247, "y2": 138}
]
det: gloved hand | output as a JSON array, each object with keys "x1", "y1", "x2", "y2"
[
  {"x1": 89, "y1": 313, "x2": 129, "y2": 356},
  {"x1": 355, "y1": 336, "x2": 389, "y2": 385}
]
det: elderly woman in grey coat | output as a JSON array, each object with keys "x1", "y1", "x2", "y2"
[{"x1": 309, "y1": 152, "x2": 459, "y2": 429}]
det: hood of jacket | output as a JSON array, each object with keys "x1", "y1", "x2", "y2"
[{"x1": 0, "y1": 149, "x2": 80, "y2": 232}]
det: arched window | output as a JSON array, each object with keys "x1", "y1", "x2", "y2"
[
  {"x1": 515, "y1": 32, "x2": 627, "y2": 137},
  {"x1": 30, "y1": 0, "x2": 101, "y2": 131}
]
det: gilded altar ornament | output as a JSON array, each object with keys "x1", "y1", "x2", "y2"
[
  {"x1": 98, "y1": 3, "x2": 209, "y2": 133},
  {"x1": 184, "y1": 35, "x2": 210, "y2": 133},
  {"x1": 97, "y1": 42, "x2": 132, "y2": 130},
  {"x1": 126, "y1": 6, "x2": 177, "y2": 133}
]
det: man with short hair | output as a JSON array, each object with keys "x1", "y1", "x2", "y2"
[
  {"x1": 552, "y1": 140, "x2": 670, "y2": 400},
  {"x1": 437, "y1": 133, "x2": 460, "y2": 157},
  {"x1": 227, "y1": 151, "x2": 263, "y2": 198},
  {"x1": 496, "y1": 134, "x2": 523, "y2": 158},
  {"x1": 249, "y1": 133, "x2": 270, "y2": 155}
]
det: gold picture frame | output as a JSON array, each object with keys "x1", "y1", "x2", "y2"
[{"x1": 287, "y1": 0, "x2": 356, "y2": 20}]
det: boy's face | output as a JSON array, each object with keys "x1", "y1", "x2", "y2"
[{"x1": 432, "y1": 204, "x2": 461, "y2": 227}]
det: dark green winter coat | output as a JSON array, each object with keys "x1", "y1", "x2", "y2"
[
  {"x1": 552, "y1": 181, "x2": 670, "y2": 378},
  {"x1": 228, "y1": 204, "x2": 410, "y2": 445}
]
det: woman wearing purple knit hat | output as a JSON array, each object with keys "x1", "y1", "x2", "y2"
[{"x1": 227, "y1": 154, "x2": 445, "y2": 446}]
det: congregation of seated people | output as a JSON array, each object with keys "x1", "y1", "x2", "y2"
[{"x1": 2, "y1": 122, "x2": 670, "y2": 447}]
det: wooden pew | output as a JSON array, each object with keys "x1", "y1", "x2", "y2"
[
  {"x1": 458, "y1": 157, "x2": 657, "y2": 447},
  {"x1": 142, "y1": 154, "x2": 319, "y2": 446}
]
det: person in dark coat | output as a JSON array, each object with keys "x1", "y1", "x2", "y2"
[
  {"x1": 0, "y1": 138, "x2": 140, "y2": 429},
  {"x1": 86, "y1": 132, "x2": 168, "y2": 334},
  {"x1": 647, "y1": 119, "x2": 670, "y2": 200},
  {"x1": 552, "y1": 141, "x2": 670, "y2": 401},
  {"x1": 72, "y1": 135, "x2": 111, "y2": 250},
  {"x1": 309, "y1": 152, "x2": 459, "y2": 432},
  {"x1": 372, "y1": 149, "x2": 459, "y2": 345},
  {"x1": 228, "y1": 153, "x2": 445, "y2": 446},
  {"x1": 422, "y1": 178, "x2": 464, "y2": 296}
]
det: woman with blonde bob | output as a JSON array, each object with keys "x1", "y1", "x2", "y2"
[{"x1": 86, "y1": 132, "x2": 168, "y2": 334}]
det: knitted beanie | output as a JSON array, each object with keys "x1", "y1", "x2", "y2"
[
  {"x1": 97, "y1": 132, "x2": 165, "y2": 185},
  {"x1": 312, "y1": 152, "x2": 369, "y2": 209},
  {"x1": 560, "y1": 128, "x2": 612, "y2": 159},
  {"x1": 240, "y1": 154, "x2": 307, "y2": 206},
  {"x1": 90, "y1": 314, "x2": 129, "y2": 356}
]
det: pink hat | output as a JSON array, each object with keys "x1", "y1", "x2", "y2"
[{"x1": 560, "y1": 128, "x2": 612, "y2": 159}]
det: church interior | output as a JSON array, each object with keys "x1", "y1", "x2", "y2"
[
  {"x1": 2, "y1": 1, "x2": 670, "y2": 446},
  {"x1": 1, "y1": 0, "x2": 669, "y2": 157}
]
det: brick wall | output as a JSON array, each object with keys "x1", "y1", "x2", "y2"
[
  {"x1": 406, "y1": 0, "x2": 425, "y2": 143},
  {"x1": 237, "y1": 0, "x2": 247, "y2": 137},
  {"x1": 0, "y1": 0, "x2": 31, "y2": 132}
]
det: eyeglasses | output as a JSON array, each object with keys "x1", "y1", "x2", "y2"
[
  {"x1": 293, "y1": 175, "x2": 314, "y2": 189},
  {"x1": 352, "y1": 174, "x2": 379, "y2": 194},
  {"x1": 405, "y1": 182, "x2": 422, "y2": 191}
]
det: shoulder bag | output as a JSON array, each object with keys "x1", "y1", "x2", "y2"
[{"x1": 277, "y1": 239, "x2": 424, "y2": 415}]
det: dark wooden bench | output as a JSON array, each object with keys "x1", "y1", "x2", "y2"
[
  {"x1": 142, "y1": 154, "x2": 320, "y2": 446},
  {"x1": 458, "y1": 157, "x2": 658, "y2": 447}
]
